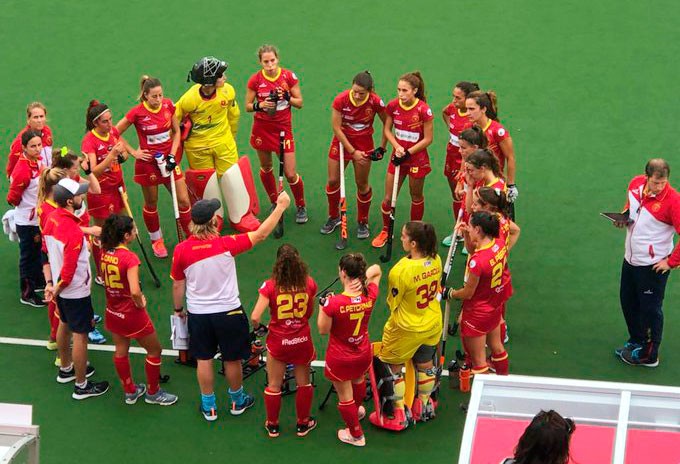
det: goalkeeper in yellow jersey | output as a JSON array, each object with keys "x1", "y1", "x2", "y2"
[{"x1": 175, "y1": 56, "x2": 260, "y2": 232}]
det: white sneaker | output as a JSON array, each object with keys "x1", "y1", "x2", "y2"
[{"x1": 337, "y1": 428, "x2": 365, "y2": 447}]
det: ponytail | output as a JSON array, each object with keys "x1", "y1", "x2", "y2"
[
  {"x1": 399, "y1": 71, "x2": 426, "y2": 102},
  {"x1": 139, "y1": 75, "x2": 163, "y2": 102},
  {"x1": 339, "y1": 253, "x2": 369, "y2": 296},
  {"x1": 403, "y1": 221, "x2": 438, "y2": 258},
  {"x1": 37, "y1": 167, "x2": 68, "y2": 205},
  {"x1": 460, "y1": 126, "x2": 488, "y2": 149},
  {"x1": 467, "y1": 90, "x2": 499, "y2": 121},
  {"x1": 477, "y1": 187, "x2": 512, "y2": 218}
]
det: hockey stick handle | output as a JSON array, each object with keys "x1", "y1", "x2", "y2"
[
  {"x1": 277, "y1": 131, "x2": 285, "y2": 192},
  {"x1": 441, "y1": 207, "x2": 466, "y2": 285}
]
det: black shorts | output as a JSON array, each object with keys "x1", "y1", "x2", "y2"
[
  {"x1": 412, "y1": 343, "x2": 437, "y2": 364},
  {"x1": 56, "y1": 295, "x2": 94, "y2": 334},
  {"x1": 188, "y1": 308, "x2": 250, "y2": 361}
]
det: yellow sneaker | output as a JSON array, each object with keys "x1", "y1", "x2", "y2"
[
  {"x1": 46, "y1": 339, "x2": 58, "y2": 351},
  {"x1": 54, "y1": 356, "x2": 61, "y2": 367},
  {"x1": 151, "y1": 238, "x2": 168, "y2": 258},
  {"x1": 371, "y1": 230, "x2": 389, "y2": 248}
]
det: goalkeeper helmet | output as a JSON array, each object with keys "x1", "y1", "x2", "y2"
[{"x1": 188, "y1": 56, "x2": 228, "y2": 85}]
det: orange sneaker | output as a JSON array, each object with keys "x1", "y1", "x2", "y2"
[
  {"x1": 151, "y1": 238, "x2": 168, "y2": 258},
  {"x1": 371, "y1": 230, "x2": 389, "y2": 248}
]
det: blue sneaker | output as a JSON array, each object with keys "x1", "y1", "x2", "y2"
[
  {"x1": 93, "y1": 314, "x2": 103, "y2": 324},
  {"x1": 614, "y1": 342, "x2": 642, "y2": 358},
  {"x1": 125, "y1": 383, "x2": 147, "y2": 405},
  {"x1": 88, "y1": 328, "x2": 107, "y2": 344},
  {"x1": 230, "y1": 394, "x2": 255, "y2": 416},
  {"x1": 620, "y1": 346, "x2": 659, "y2": 368}
]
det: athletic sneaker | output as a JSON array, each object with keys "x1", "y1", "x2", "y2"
[
  {"x1": 412, "y1": 398, "x2": 436, "y2": 422},
  {"x1": 72, "y1": 380, "x2": 110, "y2": 400},
  {"x1": 20, "y1": 294, "x2": 46, "y2": 307},
  {"x1": 151, "y1": 238, "x2": 168, "y2": 259},
  {"x1": 357, "y1": 222, "x2": 370, "y2": 240},
  {"x1": 230, "y1": 394, "x2": 255, "y2": 416},
  {"x1": 200, "y1": 405, "x2": 218, "y2": 421},
  {"x1": 145, "y1": 388, "x2": 178, "y2": 406},
  {"x1": 295, "y1": 206, "x2": 309, "y2": 224},
  {"x1": 442, "y1": 233, "x2": 454, "y2": 247},
  {"x1": 337, "y1": 428, "x2": 366, "y2": 447},
  {"x1": 320, "y1": 216, "x2": 341, "y2": 234},
  {"x1": 94, "y1": 275, "x2": 104, "y2": 286},
  {"x1": 358, "y1": 405, "x2": 366, "y2": 421},
  {"x1": 125, "y1": 383, "x2": 147, "y2": 405},
  {"x1": 46, "y1": 339, "x2": 58, "y2": 351},
  {"x1": 93, "y1": 314, "x2": 102, "y2": 324},
  {"x1": 265, "y1": 421, "x2": 280, "y2": 438},
  {"x1": 296, "y1": 417, "x2": 317, "y2": 437},
  {"x1": 614, "y1": 341, "x2": 642, "y2": 358},
  {"x1": 620, "y1": 346, "x2": 659, "y2": 367},
  {"x1": 371, "y1": 230, "x2": 389, "y2": 248},
  {"x1": 57, "y1": 364, "x2": 95, "y2": 383},
  {"x1": 88, "y1": 328, "x2": 107, "y2": 345}
]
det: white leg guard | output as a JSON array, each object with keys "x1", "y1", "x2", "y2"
[
  {"x1": 220, "y1": 156, "x2": 261, "y2": 233},
  {"x1": 184, "y1": 168, "x2": 224, "y2": 222}
]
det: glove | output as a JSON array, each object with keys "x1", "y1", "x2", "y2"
[
  {"x1": 370, "y1": 147, "x2": 386, "y2": 161},
  {"x1": 391, "y1": 149, "x2": 410, "y2": 166},
  {"x1": 318, "y1": 290, "x2": 333, "y2": 306},
  {"x1": 165, "y1": 154, "x2": 177, "y2": 172},
  {"x1": 507, "y1": 184, "x2": 519, "y2": 202},
  {"x1": 282, "y1": 90, "x2": 291, "y2": 102},
  {"x1": 253, "y1": 324, "x2": 268, "y2": 338},
  {"x1": 441, "y1": 287, "x2": 453, "y2": 300}
]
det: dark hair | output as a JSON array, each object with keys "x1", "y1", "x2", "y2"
[
  {"x1": 460, "y1": 126, "x2": 488, "y2": 149},
  {"x1": 455, "y1": 81, "x2": 480, "y2": 97},
  {"x1": 514, "y1": 410, "x2": 575, "y2": 464},
  {"x1": 399, "y1": 71, "x2": 426, "y2": 102},
  {"x1": 467, "y1": 148, "x2": 502, "y2": 178},
  {"x1": 470, "y1": 211, "x2": 500, "y2": 238},
  {"x1": 101, "y1": 214, "x2": 134, "y2": 251},
  {"x1": 85, "y1": 100, "x2": 110, "y2": 131},
  {"x1": 467, "y1": 90, "x2": 499, "y2": 121},
  {"x1": 257, "y1": 44, "x2": 279, "y2": 60},
  {"x1": 139, "y1": 75, "x2": 163, "y2": 102},
  {"x1": 352, "y1": 71, "x2": 374, "y2": 92},
  {"x1": 21, "y1": 130, "x2": 42, "y2": 147},
  {"x1": 51, "y1": 148, "x2": 79, "y2": 170},
  {"x1": 272, "y1": 244, "x2": 308, "y2": 292},
  {"x1": 645, "y1": 158, "x2": 670, "y2": 178},
  {"x1": 339, "y1": 253, "x2": 368, "y2": 295},
  {"x1": 403, "y1": 221, "x2": 437, "y2": 258},
  {"x1": 476, "y1": 187, "x2": 512, "y2": 218}
]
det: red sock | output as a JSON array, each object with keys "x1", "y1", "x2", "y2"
[
  {"x1": 500, "y1": 321, "x2": 507, "y2": 344},
  {"x1": 289, "y1": 174, "x2": 306, "y2": 207},
  {"x1": 259, "y1": 168, "x2": 278, "y2": 203},
  {"x1": 453, "y1": 199, "x2": 461, "y2": 220},
  {"x1": 381, "y1": 199, "x2": 391, "y2": 231},
  {"x1": 264, "y1": 387, "x2": 282, "y2": 425},
  {"x1": 471, "y1": 365, "x2": 490, "y2": 376},
  {"x1": 326, "y1": 184, "x2": 340, "y2": 218},
  {"x1": 352, "y1": 380, "x2": 366, "y2": 408},
  {"x1": 410, "y1": 198, "x2": 425, "y2": 221},
  {"x1": 338, "y1": 400, "x2": 363, "y2": 438},
  {"x1": 357, "y1": 188, "x2": 372, "y2": 224},
  {"x1": 113, "y1": 356, "x2": 136, "y2": 394},
  {"x1": 295, "y1": 384, "x2": 314, "y2": 424},
  {"x1": 145, "y1": 356, "x2": 161, "y2": 395},
  {"x1": 491, "y1": 351, "x2": 509, "y2": 375},
  {"x1": 142, "y1": 205, "x2": 161, "y2": 236},
  {"x1": 48, "y1": 300, "x2": 59, "y2": 340},
  {"x1": 92, "y1": 240, "x2": 102, "y2": 278},
  {"x1": 179, "y1": 207, "x2": 192, "y2": 237}
]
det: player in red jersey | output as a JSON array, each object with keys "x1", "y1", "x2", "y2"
[
  {"x1": 464, "y1": 148, "x2": 507, "y2": 211},
  {"x1": 466, "y1": 91, "x2": 517, "y2": 203},
  {"x1": 100, "y1": 214, "x2": 178, "y2": 406},
  {"x1": 444, "y1": 211, "x2": 510, "y2": 376},
  {"x1": 250, "y1": 244, "x2": 318, "y2": 438},
  {"x1": 245, "y1": 45, "x2": 308, "y2": 223},
  {"x1": 6, "y1": 102, "x2": 53, "y2": 178},
  {"x1": 372, "y1": 72, "x2": 434, "y2": 248},
  {"x1": 318, "y1": 254, "x2": 382, "y2": 447},
  {"x1": 442, "y1": 82, "x2": 478, "y2": 222},
  {"x1": 116, "y1": 76, "x2": 192, "y2": 258},
  {"x1": 320, "y1": 71, "x2": 387, "y2": 239}
]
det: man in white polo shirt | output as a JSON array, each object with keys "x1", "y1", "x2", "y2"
[
  {"x1": 171, "y1": 191, "x2": 290, "y2": 421},
  {"x1": 614, "y1": 159, "x2": 680, "y2": 367}
]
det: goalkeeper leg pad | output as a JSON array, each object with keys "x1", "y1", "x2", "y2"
[{"x1": 220, "y1": 156, "x2": 261, "y2": 233}]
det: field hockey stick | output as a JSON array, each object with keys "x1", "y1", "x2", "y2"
[
  {"x1": 380, "y1": 164, "x2": 400, "y2": 263},
  {"x1": 438, "y1": 207, "x2": 465, "y2": 362},
  {"x1": 273, "y1": 131, "x2": 285, "y2": 239},
  {"x1": 169, "y1": 169, "x2": 184, "y2": 243},
  {"x1": 314, "y1": 276, "x2": 340, "y2": 302},
  {"x1": 335, "y1": 144, "x2": 348, "y2": 250},
  {"x1": 118, "y1": 187, "x2": 161, "y2": 288}
]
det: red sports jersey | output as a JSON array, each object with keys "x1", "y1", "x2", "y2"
[
  {"x1": 322, "y1": 282, "x2": 378, "y2": 363},
  {"x1": 463, "y1": 239, "x2": 510, "y2": 314},
  {"x1": 101, "y1": 246, "x2": 140, "y2": 314},
  {"x1": 480, "y1": 120, "x2": 510, "y2": 171},
  {"x1": 474, "y1": 176, "x2": 507, "y2": 193},
  {"x1": 332, "y1": 90, "x2": 385, "y2": 138},
  {"x1": 6, "y1": 125, "x2": 53, "y2": 177},
  {"x1": 443, "y1": 103, "x2": 472, "y2": 157},
  {"x1": 386, "y1": 98, "x2": 433, "y2": 154},
  {"x1": 259, "y1": 276, "x2": 318, "y2": 343},
  {"x1": 498, "y1": 214, "x2": 511, "y2": 244},
  {"x1": 81, "y1": 127, "x2": 123, "y2": 192},
  {"x1": 125, "y1": 99, "x2": 176, "y2": 155},
  {"x1": 247, "y1": 68, "x2": 299, "y2": 125}
]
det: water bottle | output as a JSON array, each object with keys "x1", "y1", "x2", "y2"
[
  {"x1": 459, "y1": 365, "x2": 471, "y2": 393},
  {"x1": 154, "y1": 152, "x2": 171, "y2": 177}
]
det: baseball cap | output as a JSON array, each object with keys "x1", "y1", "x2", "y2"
[
  {"x1": 191, "y1": 198, "x2": 221, "y2": 225},
  {"x1": 53, "y1": 178, "x2": 89, "y2": 203}
]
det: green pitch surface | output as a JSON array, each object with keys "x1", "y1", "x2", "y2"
[{"x1": 1, "y1": 1, "x2": 680, "y2": 462}]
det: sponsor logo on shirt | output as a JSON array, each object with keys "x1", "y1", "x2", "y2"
[
  {"x1": 282, "y1": 335, "x2": 309, "y2": 346},
  {"x1": 142, "y1": 116, "x2": 152, "y2": 122},
  {"x1": 497, "y1": 128, "x2": 506, "y2": 137}
]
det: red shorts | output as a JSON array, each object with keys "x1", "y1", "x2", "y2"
[
  {"x1": 250, "y1": 119, "x2": 295, "y2": 153},
  {"x1": 104, "y1": 306, "x2": 155, "y2": 339},
  {"x1": 328, "y1": 134, "x2": 375, "y2": 161},
  {"x1": 386, "y1": 151, "x2": 431, "y2": 179},
  {"x1": 133, "y1": 160, "x2": 184, "y2": 187},
  {"x1": 324, "y1": 351, "x2": 372, "y2": 382},
  {"x1": 266, "y1": 333, "x2": 315, "y2": 365},
  {"x1": 87, "y1": 189, "x2": 125, "y2": 219},
  {"x1": 460, "y1": 308, "x2": 502, "y2": 338},
  {"x1": 444, "y1": 147, "x2": 462, "y2": 180}
]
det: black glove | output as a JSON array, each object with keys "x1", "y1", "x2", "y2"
[
  {"x1": 370, "y1": 147, "x2": 386, "y2": 161},
  {"x1": 282, "y1": 90, "x2": 291, "y2": 102},
  {"x1": 117, "y1": 154, "x2": 127, "y2": 164},
  {"x1": 252, "y1": 100, "x2": 264, "y2": 112},
  {"x1": 441, "y1": 287, "x2": 453, "y2": 300},
  {"x1": 268, "y1": 90, "x2": 280, "y2": 103},
  {"x1": 318, "y1": 290, "x2": 332, "y2": 306},
  {"x1": 253, "y1": 324, "x2": 268, "y2": 338},
  {"x1": 391, "y1": 149, "x2": 410, "y2": 166},
  {"x1": 165, "y1": 154, "x2": 177, "y2": 171}
]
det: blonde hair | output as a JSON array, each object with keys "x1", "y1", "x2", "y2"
[
  {"x1": 138, "y1": 75, "x2": 162, "y2": 102},
  {"x1": 37, "y1": 167, "x2": 68, "y2": 205},
  {"x1": 257, "y1": 44, "x2": 279, "y2": 60},
  {"x1": 188, "y1": 218, "x2": 220, "y2": 240},
  {"x1": 26, "y1": 102, "x2": 47, "y2": 120}
]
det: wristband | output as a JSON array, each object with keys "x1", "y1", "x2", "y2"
[
  {"x1": 174, "y1": 307, "x2": 184, "y2": 312},
  {"x1": 252, "y1": 101, "x2": 263, "y2": 112},
  {"x1": 47, "y1": 280, "x2": 53, "y2": 284},
  {"x1": 83, "y1": 166, "x2": 92, "y2": 175}
]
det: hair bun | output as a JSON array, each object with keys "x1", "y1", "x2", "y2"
[{"x1": 88, "y1": 99, "x2": 100, "y2": 108}]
